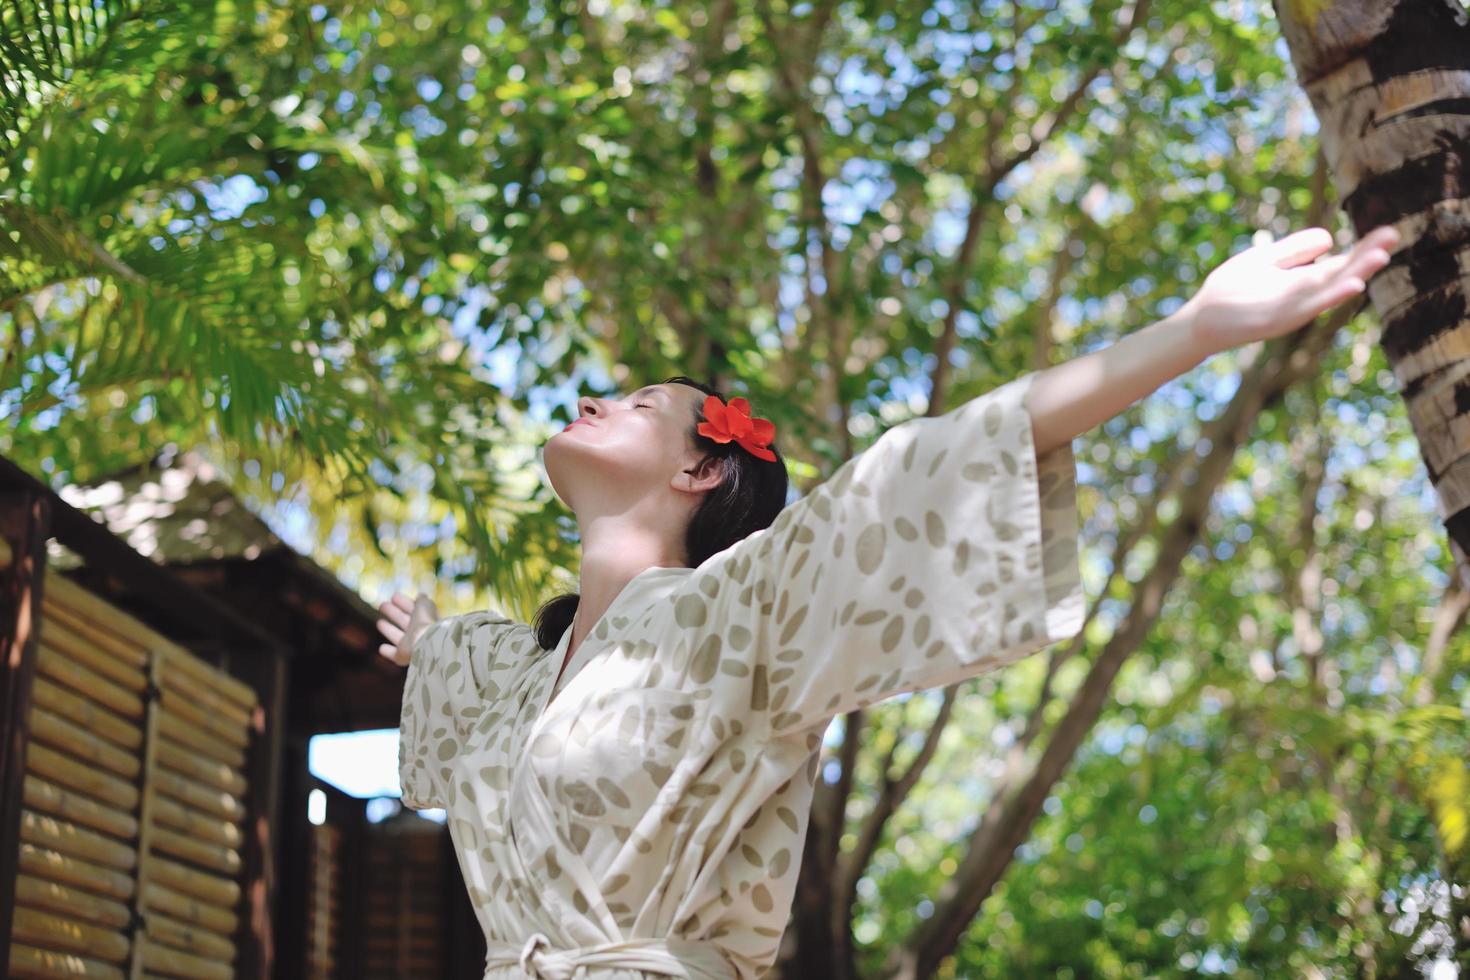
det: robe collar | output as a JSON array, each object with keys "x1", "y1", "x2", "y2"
[{"x1": 538, "y1": 564, "x2": 694, "y2": 718}]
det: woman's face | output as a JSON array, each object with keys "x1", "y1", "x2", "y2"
[{"x1": 543, "y1": 382, "x2": 715, "y2": 515}]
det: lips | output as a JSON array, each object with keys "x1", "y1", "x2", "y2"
[{"x1": 565, "y1": 418, "x2": 595, "y2": 430}]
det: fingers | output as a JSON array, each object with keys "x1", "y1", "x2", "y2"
[
  {"x1": 1324, "y1": 275, "x2": 1366, "y2": 312},
  {"x1": 378, "y1": 602, "x2": 409, "y2": 631},
  {"x1": 1268, "y1": 227, "x2": 1334, "y2": 268},
  {"x1": 375, "y1": 589, "x2": 436, "y2": 668},
  {"x1": 378, "y1": 592, "x2": 423, "y2": 629},
  {"x1": 1362, "y1": 223, "x2": 1402, "y2": 253},
  {"x1": 1343, "y1": 234, "x2": 1393, "y2": 286},
  {"x1": 1305, "y1": 251, "x2": 1352, "y2": 285},
  {"x1": 1300, "y1": 225, "x2": 1397, "y2": 294},
  {"x1": 376, "y1": 618, "x2": 404, "y2": 644},
  {"x1": 1311, "y1": 267, "x2": 1371, "y2": 319},
  {"x1": 1270, "y1": 223, "x2": 1402, "y2": 272},
  {"x1": 375, "y1": 590, "x2": 438, "y2": 667},
  {"x1": 1351, "y1": 247, "x2": 1392, "y2": 284}
]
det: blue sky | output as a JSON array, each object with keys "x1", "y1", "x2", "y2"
[{"x1": 309, "y1": 727, "x2": 445, "y2": 822}]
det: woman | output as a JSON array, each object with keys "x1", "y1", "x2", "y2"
[{"x1": 377, "y1": 224, "x2": 1401, "y2": 980}]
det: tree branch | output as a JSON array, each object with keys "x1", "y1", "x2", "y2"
[
  {"x1": 755, "y1": 0, "x2": 849, "y2": 457},
  {"x1": 836, "y1": 686, "x2": 959, "y2": 930},
  {"x1": 926, "y1": 0, "x2": 1155, "y2": 415}
]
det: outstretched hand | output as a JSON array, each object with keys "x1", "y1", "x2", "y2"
[
  {"x1": 1182, "y1": 224, "x2": 1402, "y2": 356},
  {"x1": 376, "y1": 591, "x2": 440, "y2": 667}
]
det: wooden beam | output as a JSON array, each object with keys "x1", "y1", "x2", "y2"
[{"x1": 233, "y1": 652, "x2": 287, "y2": 979}]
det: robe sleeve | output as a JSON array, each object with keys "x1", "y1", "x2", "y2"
[
  {"x1": 398, "y1": 610, "x2": 515, "y2": 809},
  {"x1": 671, "y1": 369, "x2": 1086, "y2": 739}
]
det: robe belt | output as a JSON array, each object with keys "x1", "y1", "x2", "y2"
[{"x1": 483, "y1": 932, "x2": 734, "y2": 980}]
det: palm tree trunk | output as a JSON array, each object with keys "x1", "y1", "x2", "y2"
[{"x1": 1272, "y1": 0, "x2": 1470, "y2": 583}]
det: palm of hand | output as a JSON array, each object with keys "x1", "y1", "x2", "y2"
[
  {"x1": 376, "y1": 591, "x2": 440, "y2": 667},
  {"x1": 1185, "y1": 224, "x2": 1401, "y2": 354}
]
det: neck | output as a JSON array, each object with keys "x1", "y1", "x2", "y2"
[{"x1": 571, "y1": 513, "x2": 686, "y2": 649}]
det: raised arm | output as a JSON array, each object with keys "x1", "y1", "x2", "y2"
[
  {"x1": 658, "y1": 368, "x2": 1087, "y2": 740},
  {"x1": 650, "y1": 226, "x2": 1399, "y2": 740},
  {"x1": 1024, "y1": 224, "x2": 1401, "y2": 457}
]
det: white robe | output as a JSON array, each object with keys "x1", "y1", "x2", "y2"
[{"x1": 399, "y1": 369, "x2": 1086, "y2": 979}]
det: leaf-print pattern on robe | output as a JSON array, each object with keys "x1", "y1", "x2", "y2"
[{"x1": 398, "y1": 368, "x2": 1085, "y2": 980}]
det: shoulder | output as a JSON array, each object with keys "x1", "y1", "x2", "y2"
[
  {"x1": 418, "y1": 611, "x2": 535, "y2": 683},
  {"x1": 439, "y1": 607, "x2": 516, "y2": 628},
  {"x1": 420, "y1": 609, "x2": 524, "y2": 657}
]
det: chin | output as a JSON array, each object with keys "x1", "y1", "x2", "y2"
[
  {"x1": 543, "y1": 446, "x2": 594, "y2": 510},
  {"x1": 543, "y1": 442, "x2": 570, "y2": 504}
]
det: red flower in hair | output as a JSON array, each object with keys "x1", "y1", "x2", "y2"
[{"x1": 697, "y1": 394, "x2": 777, "y2": 462}]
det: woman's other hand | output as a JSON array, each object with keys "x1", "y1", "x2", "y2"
[
  {"x1": 376, "y1": 591, "x2": 440, "y2": 667},
  {"x1": 1182, "y1": 224, "x2": 1402, "y2": 356}
]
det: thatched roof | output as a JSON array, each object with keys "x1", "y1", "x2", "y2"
[{"x1": 58, "y1": 449, "x2": 286, "y2": 563}]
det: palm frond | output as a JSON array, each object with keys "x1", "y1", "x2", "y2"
[
  {"x1": 0, "y1": 200, "x2": 144, "y2": 302},
  {"x1": 0, "y1": 0, "x2": 243, "y2": 153}
]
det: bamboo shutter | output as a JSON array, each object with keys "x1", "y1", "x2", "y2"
[
  {"x1": 305, "y1": 821, "x2": 341, "y2": 978},
  {"x1": 361, "y1": 816, "x2": 450, "y2": 979},
  {"x1": 7, "y1": 573, "x2": 259, "y2": 980}
]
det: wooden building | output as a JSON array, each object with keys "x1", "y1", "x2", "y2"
[{"x1": 0, "y1": 450, "x2": 485, "y2": 978}]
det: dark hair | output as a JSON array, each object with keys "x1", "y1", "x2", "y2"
[{"x1": 532, "y1": 375, "x2": 789, "y2": 650}]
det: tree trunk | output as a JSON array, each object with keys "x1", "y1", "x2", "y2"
[{"x1": 1272, "y1": 0, "x2": 1470, "y2": 585}]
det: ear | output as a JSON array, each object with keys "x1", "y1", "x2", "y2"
[{"x1": 672, "y1": 452, "x2": 725, "y2": 496}]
